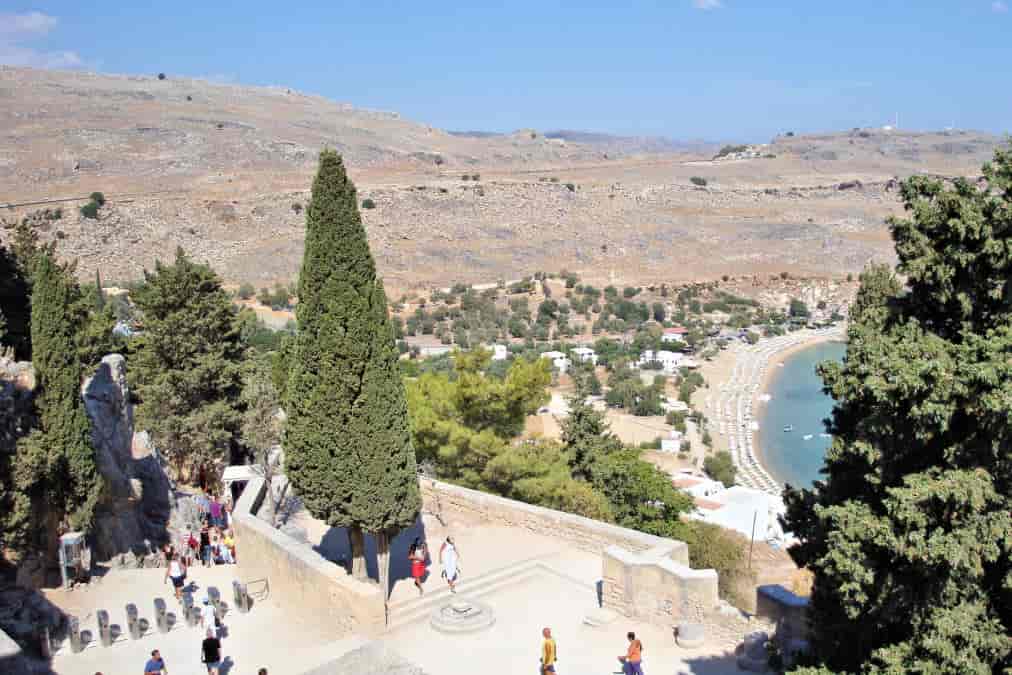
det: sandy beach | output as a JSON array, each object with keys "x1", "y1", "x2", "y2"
[{"x1": 693, "y1": 326, "x2": 846, "y2": 494}]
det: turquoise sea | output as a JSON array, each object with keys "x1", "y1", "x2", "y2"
[{"x1": 756, "y1": 341, "x2": 847, "y2": 489}]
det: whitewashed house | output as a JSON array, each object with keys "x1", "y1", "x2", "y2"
[
  {"x1": 637, "y1": 349, "x2": 684, "y2": 374},
  {"x1": 491, "y1": 344, "x2": 510, "y2": 361},
  {"x1": 672, "y1": 472, "x2": 726, "y2": 498},
  {"x1": 570, "y1": 346, "x2": 598, "y2": 365},
  {"x1": 661, "y1": 327, "x2": 688, "y2": 344},
  {"x1": 540, "y1": 350, "x2": 572, "y2": 374},
  {"x1": 660, "y1": 430, "x2": 685, "y2": 453}
]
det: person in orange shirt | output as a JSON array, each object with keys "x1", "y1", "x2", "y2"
[{"x1": 618, "y1": 631, "x2": 643, "y2": 675}]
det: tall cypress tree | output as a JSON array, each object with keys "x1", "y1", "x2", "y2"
[
  {"x1": 10, "y1": 251, "x2": 101, "y2": 551},
  {"x1": 784, "y1": 149, "x2": 1012, "y2": 673},
  {"x1": 285, "y1": 150, "x2": 420, "y2": 588}
]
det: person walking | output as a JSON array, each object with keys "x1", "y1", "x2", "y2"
[
  {"x1": 201, "y1": 627, "x2": 222, "y2": 675},
  {"x1": 439, "y1": 536, "x2": 461, "y2": 593},
  {"x1": 540, "y1": 627, "x2": 557, "y2": 674},
  {"x1": 144, "y1": 649, "x2": 167, "y2": 674},
  {"x1": 209, "y1": 497, "x2": 223, "y2": 528},
  {"x1": 163, "y1": 551, "x2": 186, "y2": 602},
  {"x1": 617, "y1": 631, "x2": 644, "y2": 675},
  {"x1": 408, "y1": 537, "x2": 427, "y2": 596},
  {"x1": 200, "y1": 597, "x2": 217, "y2": 635},
  {"x1": 199, "y1": 522, "x2": 212, "y2": 567}
]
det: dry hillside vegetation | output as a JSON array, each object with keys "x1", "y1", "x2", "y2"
[{"x1": 0, "y1": 66, "x2": 1002, "y2": 292}]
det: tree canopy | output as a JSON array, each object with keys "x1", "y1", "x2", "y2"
[
  {"x1": 284, "y1": 149, "x2": 420, "y2": 549},
  {"x1": 129, "y1": 248, "x2": 244, "y2": 485},
  {"x1": 783, "y1": 148, "x2": 1012, "y2": 674}
]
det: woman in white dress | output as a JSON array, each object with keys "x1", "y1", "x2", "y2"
[{"x1": 439, "y1": 536, "x2": 461, "y2": 593}]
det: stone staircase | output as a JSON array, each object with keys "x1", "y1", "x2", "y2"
[{"x1": 386, "y1": 555, "x2": 595, "y2": 632}]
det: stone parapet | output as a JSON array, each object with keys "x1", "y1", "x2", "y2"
[
  {"x1": 420, "y1": 478, "x2": 689, "y2": 562},
  {"x1": 232, "y1": 477, "x2": 385, "y2": 637},
  {"x1": 755, "y1": 584, "x2": 809, "y2": 643},
  {"x1": 602, "y1": 545, "x2": 719, "y2": 626}
]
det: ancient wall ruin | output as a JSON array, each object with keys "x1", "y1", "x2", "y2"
[
  {"x1": 232, "y1": 477, "x2": 385, "y2": 637},
  {"x1": 420, "y1": 478, "x2": 690, "y2": 561},
  {"x1": 601, "y1": 545, "x2": 719, "y2": 624}
]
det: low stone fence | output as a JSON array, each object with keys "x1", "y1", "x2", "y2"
[
  {"x1": 232, "y1": 477, "x2": 385, "y2": 637},
  {"x1": 602, "y1": 545, "x2": 719, "y2": 625},
  {"x1": 420, "y1": 478, "x2": 689, "y2": 562},
  {"x1": 756, "y1": 584, "x2": 809, "y2": 644}
]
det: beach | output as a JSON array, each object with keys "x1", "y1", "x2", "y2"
[{"x1": 692, "y1": 326, "x2": 846, "y2": 494}]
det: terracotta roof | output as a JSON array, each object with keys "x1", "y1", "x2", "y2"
[
  {"x1": 694, "y1": 498, "x2": 723, "y2": 511},
  {"x1": 664, "y1": 327, "x2": 688, "y2": 334}
]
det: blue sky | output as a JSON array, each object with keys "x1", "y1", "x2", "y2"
[{"x1": 2, "y1": 1, "x2": 1010, "y2": 141}]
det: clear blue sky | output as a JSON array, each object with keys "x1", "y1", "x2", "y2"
[{"x1": 2, "y1": 1, "x2": 1010, "y2": 140}]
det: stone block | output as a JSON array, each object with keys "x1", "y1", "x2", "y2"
[{"x1": 676, "y1": 622, "x2": 705, "y2": 648}]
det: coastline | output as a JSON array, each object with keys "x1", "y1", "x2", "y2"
[
  {"x1": 693, "y1": 326, "x2": 846, "y2": 495},
  {"x1": 750, "y1": 332, "x2": 846, "y2": 485}
]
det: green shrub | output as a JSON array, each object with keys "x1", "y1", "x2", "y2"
[
  {"x1": 461, "y1": 174, "x2": 470, "y2": 181},
  {"x1": 89, "y1": 192, "x2": 106, "y2": 206},
  {"x1": 704, "y1": 450, "x2": 735, "y2": 485},
  {"x1": 237, "y1": 283, "x2": 255, "y2": 300},
  {"x1": 361, "y1": 198, "x2": 376, "y2": 209},
  {"x1": 80, "y1": 201, "x2": 100, "y2": 219},
  {"x1": 678, "y1": 521, "x2": 752, "y2": 606},
  {"x1": 714, "y1": 144, "x2": 748, "y2": 159},
  {"x1": 690, "y1": 176, "x2": 708, "y2": 187}
]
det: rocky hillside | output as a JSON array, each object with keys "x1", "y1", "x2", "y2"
[{"x1": 0, "y1": 66, "x2": 1004, "y2": 293}]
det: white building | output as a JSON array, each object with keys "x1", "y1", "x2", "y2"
[
  {"x1": 687, "y1": 486, "x2": 787, "y2": 543},
  {"x1": 491, "y1": 344, "x2": 510, "y2": 361},
  {"x1": 661, "y1": 398, "x2": 690, "y2": 413},
  {"x1": 659, "y1": 431, "x2": 685, "y2": 454},
  {"x1": 637, "y1": 349, "x2": 685, "y2": 374},
  {"x1": 540, "y1": 350, "x2": 572, "y2": 374},
  {"x1": 570, "y1": 347, "x2": 598, "y2": 365},
  {"x1": 661, "y1": 327, "x2": 687, "y2": 344},
  {"x1": 672, "y1": 472, "x2": 726, "y2": 499}
]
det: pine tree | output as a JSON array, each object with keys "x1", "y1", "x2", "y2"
[
  {"x1": 784, "y1": 149, "x2": 1012, "y2": 673},
  {"x1": 285, "y1": 150, "x2": 420, "y2": 590},
  {"x1": 561, "y1": 394, "x2": 621, "y2": 481},
  {"x1": 130, "y1": 248, "x2": 243, "y2": 486},
  {"x1": 10, "y1": 251, "x2": 101, "y2": 551}
]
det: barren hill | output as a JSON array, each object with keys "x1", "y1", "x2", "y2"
[{"x1": 0, "y1": 66, "x2": 1003, "y2": 293}]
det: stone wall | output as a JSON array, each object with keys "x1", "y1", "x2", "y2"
[
  {"x1": 232, "y1": 477, "x2": 385, "y2": 637},
  {"x1": 602, "y1": 545, "x2": 719, "y2": 625},
  {"x1": 420, "y1": 478, "x2": 689, "y2": 562},
  {"x1": 756, "y1": 584, "x2": 809, "y2": 644}
]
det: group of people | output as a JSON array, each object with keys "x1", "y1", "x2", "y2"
[
  {"x1": 407, "y1": 535, "x2": 460, "y2": 595},
  {"x1": 141, "y1": 646, "x2": 271, "y2": 675},
  {"x1": 539, "y1": 628, "x2": 644, "y2": 675}
]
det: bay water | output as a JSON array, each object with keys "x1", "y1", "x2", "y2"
[{"x1": 756, "y1": 341, "x2": 846, "y2": 489}]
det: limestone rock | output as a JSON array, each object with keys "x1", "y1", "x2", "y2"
[{"x1": 82, "y1": 355, "x2": 172, "y2": 560}]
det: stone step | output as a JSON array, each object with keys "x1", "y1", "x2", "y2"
[{"x1": 386, "y1": 556, "x2": 548, "y2": 631}]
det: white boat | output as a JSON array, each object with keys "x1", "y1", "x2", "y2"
[
  {"x1": 803, "y1": 434, "x2": 814, "y2": 440},
  {"x1": 820, "y1": 433, "x2": 832, "y2": 439},
  {"x1": 783, "y1": 425, "x2": 793, "y2": 433}
]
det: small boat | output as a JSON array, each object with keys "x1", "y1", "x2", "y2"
[
  {"x1": 820, "y1": 433, "x2": 832, "y2": 439},
  {"x1": 783, "y1": 425, "x2": 793, "y2": 432},
  {"x1": 803, "y1": 434, "x2": 813, "y2": 440}
]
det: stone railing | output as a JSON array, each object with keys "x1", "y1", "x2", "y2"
[
  {"x1": 602, "y1": 545, "x2": 719, "y2": 625},
  {"x1": 420, "y1": 478, "x2": 689, "y2": 562},
  {"x1": 232, "y1": 477, "x2": 385, "y2": 636}
]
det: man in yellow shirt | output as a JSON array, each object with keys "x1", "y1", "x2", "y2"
[{"x1": 541, "y1": 627, "x2": 557, "y2": 674}]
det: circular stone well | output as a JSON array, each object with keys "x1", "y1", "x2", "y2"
[{"x1": 429, "y1": 597, "x2": 495, "y2": 634}]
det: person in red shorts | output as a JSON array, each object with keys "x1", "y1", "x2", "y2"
[{"x1": 408, "y1": 537, "x2": 428, "y2": 595}]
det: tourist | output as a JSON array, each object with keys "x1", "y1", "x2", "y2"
[
  {"x1": 201, "y1": 627, "x2": 222, "y2": 675},
  {"x1": 618, "y1": 631, "x2": 644, "y2": 675},
  {"x1": 223, "y1": 529, "x2": 237, "y2": 563},
  {"x1": 408, "y1": 537, "x2": 427, "y2": 595},
  {"x1": 439, "y1": 536, "x2": 461, "y2": 593},
  {"x1": 209, "y1": 496, "x2": 223, "y2": 528},
  {"x1": 540, "y1": 627, "x2": 557, "y2": 674},
  {"x1": 258, "y1": 669, "x2": 268, "y2": 675},
  {"x1": 194, "y1": 490, "x2": 210, "y2": 516},
  {"x1": 188, "y1": 529, "x2": 200, "y2": 565},
  {"x1": 200, "y1": 597, "x2": 217, "y2": 634},
  {"x1": 180, "y1": 529, "x2": 195, "y2": 567},
  {"x1": 200, "y1": 522, "x2": 212, "y2": 567},
  {"x1": 144, "y1": 649, "x2": 166, "y2": 674},
  {"x1": 164, "y1": 550, "x2": 187, "y2": 601}
]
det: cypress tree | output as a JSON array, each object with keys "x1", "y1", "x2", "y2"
[
  {"x1": 10, "y1": 251, "x2": 101, "y2": 551},
  {"x1": 784, "y1": 149, "x2": 1012, "y2": 673},
  {"x1": 285, "y1": 150, "x2": 420, "y2": 589}
]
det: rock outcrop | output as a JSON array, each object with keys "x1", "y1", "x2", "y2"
[{"x1": 82, "y1": 354, "x2": 171, "y2": 561}]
